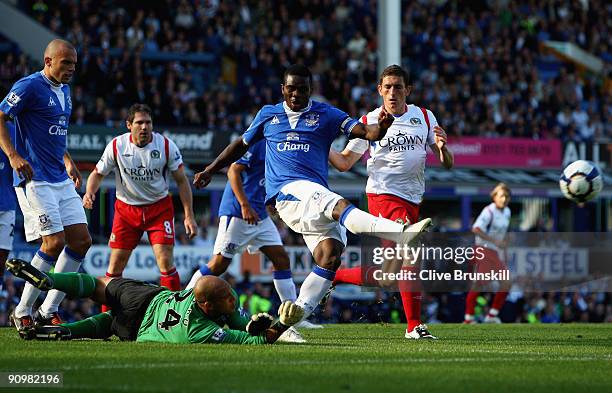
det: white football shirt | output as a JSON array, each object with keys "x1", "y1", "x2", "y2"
[
  {"x1": 346, "y1": 104, "x2": 436, "y2": 204},
  {"x1": 472, "y1": 202, "x2": 511, "y2": 253},
  {"x1": 96, "y1": 132, "x2": 183, "y2": 205}
]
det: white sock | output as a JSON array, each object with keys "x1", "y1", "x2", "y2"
[
  {"x1": 464, "y1": 313, "x2": 474, "y2": 321},
  {"x1": 488, "y1": 308, "x2": 499, "y2": 317},
  {"x1": 339, "y1": 205, "x2": 405, "y2": 243},
  {"x1": 294, "y1": 266, "x2": 335, "y2": 318},
  {"x1": 186, "y1": 264, "x2": 215, "y2": 290},
  {"x1": 273, "y1": 270, "x2": 297, "y2": 302},
  {"x1": 39, "y1": 248, "x2": 83, "y2": 316},
  {"x1": 15, "y1": 251, "x2": 55, "y2": 318},
  {"x1": 186, "y1": 270, "x2": 202, "y2": 290}
]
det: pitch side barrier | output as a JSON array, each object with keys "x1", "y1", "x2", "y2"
[{"x1": 8, "y1": 233, "x2": 610, "y2": 292}]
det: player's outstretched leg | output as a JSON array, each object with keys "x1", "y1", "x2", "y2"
[
  {"x1": 337, "y1": 202, "x2": 432, "y2": 245},
  {"x1": 8, "y1": 258, "x2": 97, "y2": 299},
  {"x1": 6, "y1": 258, "x2": 54, "y2": 290},
  {"x1": 27, "y1": 312, "x2": 114, "y2": 340},
  {"x1": 22, "y1": 324, "x2": 72, "y2": 341}
]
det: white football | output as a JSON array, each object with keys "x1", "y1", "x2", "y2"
[{"x1": 559, "y1": 160, "x2": 603, "y2": 203}]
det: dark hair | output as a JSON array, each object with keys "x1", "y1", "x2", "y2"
[
  {"x1": 283, "y1": 64, "x2": 312, "y2": 84},
  {"x1": 378, "y1": 64, "x2": 410, "y2": 86},
  {"x1": 127, "y1": 103, "x2": 152, "y2": 122}
]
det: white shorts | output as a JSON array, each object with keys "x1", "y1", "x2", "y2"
[
  {"x1": 15, "y1": 179, "x2": 88, "y2": 242},
  {"x1": 213, "y1": 216, "x2": 283, "y2": 258},
  {"x1": 275, "y1": 180, "x2": 347, "y2": 253},
  {"x1": 0, "y1": 210, "x2": 15, "y2": 251}
]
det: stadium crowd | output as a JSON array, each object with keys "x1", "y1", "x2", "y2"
[
  {"x1": 0, "y1": 0, "x2": 607, "y2": 142},
  {"x1": 0, "y1": 0, "x2": 610, "y2": 326}
]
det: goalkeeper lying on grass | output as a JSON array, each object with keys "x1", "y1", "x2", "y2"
[{"x1": 6, "y1": 258, "x2": 303, "y2": 344}]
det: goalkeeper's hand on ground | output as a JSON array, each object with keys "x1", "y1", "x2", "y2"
[{"x1": 246, "y1": 313, "x2": 274, "y2": 336}]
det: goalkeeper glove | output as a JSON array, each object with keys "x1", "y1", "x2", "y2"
[
  {"x1": 278, "y1": 300, "x2": 304, "y2": 326},
  {"x1": 246, "y1": 312, "x2": 274, "y2": 336}
]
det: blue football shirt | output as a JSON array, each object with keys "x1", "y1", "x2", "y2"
[
  {"x1": 242, "y1": 100, "x2": 358, "y2": 202},
  {"x1": 218, "y1": 140, "x2": 268, "y2": 220},
  {"x1": 0, "y1": 71, "x2": 72, "y2": 186},
  {"x1": 0, "y1": 121, "x2": 16, "y2": 211}
]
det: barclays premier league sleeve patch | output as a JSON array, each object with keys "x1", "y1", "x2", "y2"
[
  {"x1": 6, "y1": 92, "x2": 21, "y2": 107},
  {"x1": 211, "y1": 328, "x2": 227, "y2": 343}
]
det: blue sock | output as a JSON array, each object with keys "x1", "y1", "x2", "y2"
[{"x1": 199, "y1": 264, "x2": 213, "y2": 276}]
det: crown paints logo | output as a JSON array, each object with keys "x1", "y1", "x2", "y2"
[{"x1": 378, "y1": 130, "x2": 424, "y2": 152}]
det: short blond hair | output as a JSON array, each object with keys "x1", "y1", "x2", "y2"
[{"x1": 490, "y1": 182, "x2": 511, "y2": 200}]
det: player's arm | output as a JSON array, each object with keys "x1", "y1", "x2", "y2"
[
  {"x1": 473, "y1": 227, "x2": 507, "y2": 248},
  {"x1": 193, "y1": 138, "x2": 249, "y2": 189},
  {"x1": 84, "y1": 141, "x2": 116, "y2": 209},
  {"x1": 83, "y1": 169, "x2": 105, "y2": 209},
  {"x1": 171, "y1": 166, "x2": 197, "y2": 239},
  {"x1": 428, "y1": 125, "x2": 453, "y2": 169},
  {"x1": 348, "y1": 109, "x2": 394, "y2": 141},
  {"x1": 0, "y1": 111, "x2": 33, "y2": 181},
  {"x1": 189, "y1": 324, "x2": 268, "y2": 345},
  {"x1": 227, "y1": 162, "x2": 260, "y2": 224},
  {"x1": 63, "y1": 150, "x2": 83, "y2": 189},
  {"x1": 328, "y1": 148, "x2": 362, "y2": 172}
]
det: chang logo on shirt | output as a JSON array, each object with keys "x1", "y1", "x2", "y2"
[
  {"x1": 277, "y1": 132, "x2": 310, "y2": 153},
  {"x1": 378, "y1": 130, "x2": 424, "y2": 152},
  {"x1": 48, "y1": 125, "x2": 68, "y2": 136}
]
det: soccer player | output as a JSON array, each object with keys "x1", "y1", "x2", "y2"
[
  {"x1": 0, "y1": 39, "x2": 92, "y2": 330},
  {"x1": 327, "y1": 65, "x2": 453, "y2": 339},
  {"x1": 464, "y1": 182, "x2": 511, "y2": 324},
  {"x1": 193, "y1": 64, "x2": 432, "y2": 325},
  {"x1": 83, "y1": 104, "x2": 197, "y2": 292},
  {"x1": 186, "y1": 140, "x2": 297, "y2": 305},
  {"x1": 0, "y1": 121, "x2": 17, "y2": 294},
  {"x1": 7, "y1": 258, "x2": 302, "y2": 344}
]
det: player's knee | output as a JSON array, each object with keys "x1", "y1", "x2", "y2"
[
  {"x1": 271, "y1": 257, "x2": 290, "y2": 271},
  {"x1": 331, "y1": 199, "x2": 352, "y2": 221},
  {"x1": 208, "y1": 256, "x2": 230, "y2": 275},
  {"x1": 313, "y1": 245, "x2": 343, "y2": 270},
  {"x1": 42, "y1": 234, "x2": 66, "y2": 256},
  {"x1": 66, "y1": 232, "x2": 92, "y2": 255},
  {"x1": 77, "y1": 233, "x2": 93, "y2": 253}
]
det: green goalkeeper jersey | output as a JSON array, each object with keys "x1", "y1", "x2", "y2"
[{"x1": 136, "y1": 288, "x2": 266, "y2": 344}]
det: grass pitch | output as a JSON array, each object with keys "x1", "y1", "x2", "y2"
[{"x1": 1, "y1": 324, "x2": 610, "y2": 393}]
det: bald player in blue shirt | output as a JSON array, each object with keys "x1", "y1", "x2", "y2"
[{"x1": 0, "y1": 39, "x2": 92, "y2": 331}]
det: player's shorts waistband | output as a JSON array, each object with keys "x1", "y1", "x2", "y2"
[
  {"x1": 276, "y1": 192, "x2": 301, "y2": 202},
  {"x1": 116, "y1": 194, "x2": 172, "y2": 209},
  {"x1": 367, "y1": 193, "x2": 420, "y2": 207}
]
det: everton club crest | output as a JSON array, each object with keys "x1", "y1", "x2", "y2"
[{"x1": 304, "y1": 112, "x2": 319, "y2": 127}]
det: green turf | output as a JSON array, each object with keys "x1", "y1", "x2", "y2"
[{"x1": 1, "y1": 324, "x2": 610, "y2": 393}]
